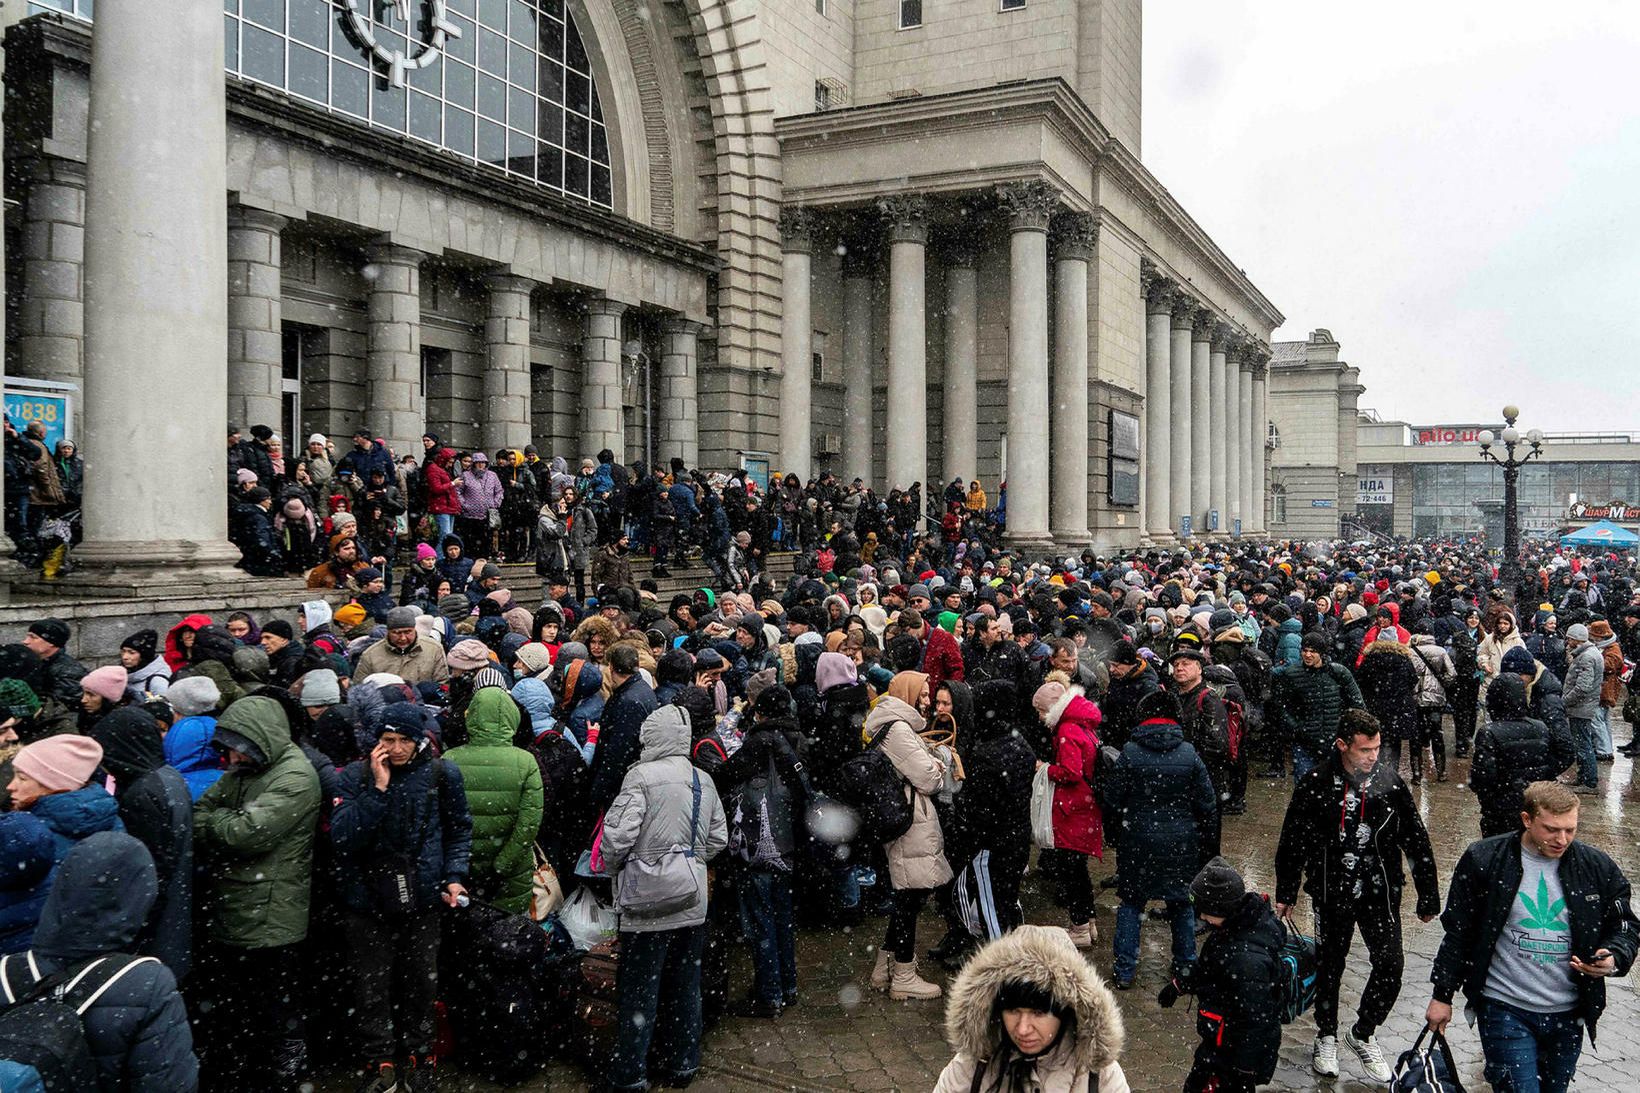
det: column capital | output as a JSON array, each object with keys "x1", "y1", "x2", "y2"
[
  {"x1": 779, "y1": 206, "x2": 815, "y2": 253},
  {"x1": 1211, "y1": 322, "x2": 1236, "y2": 351},
  {"x1": 1169, "y1": 293, "x2": 1199, "y2": 326},
  {"x1": 363, "y1": 239, "x2": 424, "y2": 268},
  {"x1": 228, "y1": 205, "x2": 289, "y2": 233},
  {"x1": 583, "y1": 296, "x2": 627, "y2": 319},
  {"x1": 1142, "y1": 267, "x2": 1177, "y2": 315},
  {"x1": 484, "y1": 271, "x2": 537, "y2": 295},
  {"x1": 878, "y1": 194, "x2": 929, "y2": 244},
  {"x1": 1052, "y1": 211, "x2": 1098, "y2": 261},
  {"x1": 995, "y1": 179, "x2": 1061, "y2": 232},
  {"x1": 1191, "y1": 305, "x2": 1216, "y2": 341},
  {"x1": 661, "y1": 315, "x2": 706, "y2": 337}
]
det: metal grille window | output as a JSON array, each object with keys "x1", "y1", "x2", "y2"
[
  {"x1": 899, "y1": 0, "x2": 922, "y2": 29},
  {"x1": 1000, "y1": 0, "x2": 1025, "y2": 10},
  {"x1": 44, "y1": 0, "x2": 614, "y2": 209}
]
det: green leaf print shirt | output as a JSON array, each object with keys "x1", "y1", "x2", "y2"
[{"x1": 1483, "y1": 843, "x2": 1580, "y2": 1013}]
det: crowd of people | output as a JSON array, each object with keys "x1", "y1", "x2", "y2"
[{"x1": 0, "y1": 431, "x2": 1636, "y2": 1093}]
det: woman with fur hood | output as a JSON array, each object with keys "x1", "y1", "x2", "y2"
[{"x1": 933, "y1": 924, "x2": 1130, "y2": 1093}]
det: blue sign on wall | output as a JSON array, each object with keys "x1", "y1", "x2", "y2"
[
  {"x1": 4, "y1": 387, "x2": 72, "y2": 453},
  {"x1": 1233, "y1": 518, "x2": 1243, "y2": 537},
  {"x1": 1179, "y1": 515, "x2": 1192, "y2": 538},
  {"x1": 1209, "y1": 508, "x2": 1220, "y2": 531}
]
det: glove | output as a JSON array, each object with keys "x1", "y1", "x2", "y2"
[{"x1": 1157, "y1": 975, "x2": 1188, "y2": 1009}]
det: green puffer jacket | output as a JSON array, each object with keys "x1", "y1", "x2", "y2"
[
  {"x1": 194, "y1": 695, "x2": 321, "y2": 948},
  {"x1": 1268, "y1": 659, "x2": 1364, "y2": 758},
  {"x1": 444, "y1": 686, "x2": 543, "y2": 913}
]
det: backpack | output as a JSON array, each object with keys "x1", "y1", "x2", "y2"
[
  {"x1": 830, "y1": 724, "x2": 914, "y2": 844},
  {"x1": 0, "y1": 952, "x2": 159, "y2": 1092},
  {"x1": 1391, "y1": 1026, "x2": 1466, "y2": 1092},
  {"x1": 1275, "y1": 917, "x2": 1319, "y2": 1023},
  {"x1": 731, "y1": 753, "x2": 796, "y2": 867},
  {"x1": 1196, "y1": 672, "x2": 1245, "y2": 764}
]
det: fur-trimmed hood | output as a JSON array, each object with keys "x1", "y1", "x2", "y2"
[
  {"x1": 944, "y1": 925, "x2": 1124, "y2": 1076},
  {"x1": 1362, "y1": 637, "x2": 1412, "y2": 658}
]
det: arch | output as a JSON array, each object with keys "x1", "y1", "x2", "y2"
[{"x1": 569, "y1": 0, "x2": 651, "y2": 224}]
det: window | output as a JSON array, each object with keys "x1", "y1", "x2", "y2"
[
  {"x1": 814, "y1": 80, "x2": 832, "y2": 112},
  {"x1": 815, "y1": 0, "x2": 826, "y2": 12},
  {"x1": 899, "y1": 0, "x2": 922, "y2": 29},
  {"x1": 1000, "y1": 0, "x2": 1025, "y2": 9},
  {"x1": 1107, "y1": 410, "x2": 1139, "y2": 507},
  {"x1": 811, "y1": 351, "x2": 826, "y2": 386},
  {"x1": 1271, "y1": 485, "x2": 1288, "y2": 525}
]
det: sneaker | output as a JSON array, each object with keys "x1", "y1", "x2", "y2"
[
  {"x1": 1311, "y1": 1035, "x2": 1339, "y2": 1078},
  {"x1": 1572, "y1": 783, "x2": 1598, "y2": 795},
  {"x1": 1344, "y1": 1029, "x2": 1391, "y2": 1082},
  {"x1": 356, "y1": 1062, "x2": 399, "y2": 1093},
  {"x1": 1112, "y1": 977, "x2": 1134, "y2": 991}
]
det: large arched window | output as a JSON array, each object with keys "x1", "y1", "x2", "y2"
[{"x1": 206, "y1": 0, "x2": 617, "y2": 208}]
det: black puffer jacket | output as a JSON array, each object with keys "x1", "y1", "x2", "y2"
[
  {"x1": 1102, "y1": 718, "x2": 1217, "y2": 904},
  {"x1": 0, "y1": 832, "x2": 197, "y2": 1091},
  {"x1": 1355, "y1": 640, "x2": 1421, "y2": 745},
  {"x1": 809, "y1": 680, "x2": 870, "y2": 791},
  {"x1": 330, "y1": 746, "x2": 473, "y2": 914},
  {"x1": 1269, "y1": 659, "x2": 1364, "y2": 758},
  {"x1": 1470, "y1": 676, "x2": 1576, "y2": 837},
  {"x1": 1432, "y1": 832, "x2": 1638, "y2": 1044},
  {"x1": 1190, "y1": 892, "x2": 1285, "y2": 1084},
  {"x1": 956, "y1": 680, "x2": 1036, "y2": 856}
]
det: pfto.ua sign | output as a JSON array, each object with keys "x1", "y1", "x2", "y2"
[
  {"x1": 343, "y1": 0, "x2": 461, "y2": 88},
  {"x1": 1412, "y1": 425, "x2": 1503, "y2": 446},
  {"x1": 1569, "y1": 500, "x2": 1640, "y2": 522}
]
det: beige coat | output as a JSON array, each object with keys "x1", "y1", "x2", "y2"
[
  {"x1": 862, "y1": 695, "x2": 952, "y2": 891},
  {"x1": 933, "y1": 925, "x2": 1130, "y2": 1093},
  {"x1": 353, "y1": 633, "x2": 451, "y2": 685}
]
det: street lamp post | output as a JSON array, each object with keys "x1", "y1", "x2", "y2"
[{"x1": 1477, "y1": 404, "x2": 1544, "y2": 593}]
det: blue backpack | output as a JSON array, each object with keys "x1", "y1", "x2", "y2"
[
  {"x1": 1277, "y1": 918, "x2": 1319, "y2": 1023},
  {"x1": 1392, "y1": 1027, "x2": 1466, "y2": 1092}
]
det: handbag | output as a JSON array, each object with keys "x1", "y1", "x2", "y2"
[
  {"x1": 1030, "y1": 762, "x2": 1056, "y2": 849},
  {"x1": 1391, "y1": 1026, "x2": 1465, "y2": 1092},
  {"x1": 575, "y1": 811, "x2": 607, "y2": 879},
  {"x1": 487, "y1": 507, "x2": 502, "y2": 530},
  {"x1": 369, "y1": 851, "x2": 418, "y2": 914},
  {"x1": 614, "y1": 771, "x2": 702, "y2": 918},
  {"x1": 527, "y1": 843, "x2": 565, "y2": 922}
]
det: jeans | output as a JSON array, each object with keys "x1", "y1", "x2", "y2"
[
  {"x1": 1293, "y1": 746, "x2": 1321, "y2": 783},
  {"x1": 1112, "y1": 898, "x2": 1196, "y2": 983},
  {"x1": 738, "y1": 869, "x2": 797, "y2": 1006},
  {"x1": 1314, "y1": 898, "x2": 1403, "y2": 1039},
  {"x1": 1570, "y1": 717, "x2": 1598, "y2": 787},
  {"x1": 608, "y1": 926, "x2": 706, "y2": 1092},
  {"x1": 1477, "y1": 1000, "x2": 1583, "y2": 1093},
  {"x1": 434, "y1": 512, "x2": 454, "y2": 539},
  {"x1": 1593, "y1": 706, "x2": 1614, "y2": 758},
  {"x1": 342, "y1": 908, "x2": 439, "y2": 1061}
]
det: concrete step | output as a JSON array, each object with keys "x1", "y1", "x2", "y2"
[{"x1": 488, "y1": 551, "x2": 798, "y2": 605}]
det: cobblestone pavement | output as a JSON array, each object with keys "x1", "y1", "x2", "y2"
[{"x1": 324, "y1": 728, "x2": 1640, "y2": 1092}]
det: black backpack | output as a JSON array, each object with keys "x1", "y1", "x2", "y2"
[
  {"x1": 0, "y1": 952, "x2": 158, "y2": 1091},
  {"x1": 830, "y1": 724, "x2": 913, "y2": 844}
]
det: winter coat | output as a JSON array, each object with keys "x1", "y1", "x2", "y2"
[
  {"x1": 436, "y1": 534, "x2": 475, "y2": 592},
  {"x1": 1273, "y1": 618, "x2": 1303, "y2": 669},
  {"x1": 90, "y1": 709, "x2": 193, "y2": 980},
  {"x1": 1101, "y1": 718, "x2": 1217, "y2": 904},
  {"x1": 1190, "y1": 892, "x2": 1285, "y2": 1085},
  {"x1": 1524, "y1": 630, "x2": 1568, "y2": 683},
  {"x1": 1477, "y1": 620, "x2": 1526, "y2": 681},
  {"x1": 30, "y1": 785, "x2": 125, "y2": 863},
  {"x1": 331, "y1": 750, "x2": 473, "y2": 914},
  {"x1": 562, "y1": 662, "x2": 605, "y2": 763},
  {"x1": 588, "y1": 674, "x2": 658, "y2": 816},
  {"x1": 163, "y1": 715, "x2": 224, "y2": 800},
  {"x1": 456, "y1": 468, "x2": 504, "y2": 520},
  {"x1": 1175, "y1": 681, "x2": 1230, "y2": 799},
  {"x1": 0, "y1": 833, "x2": 197, "y2": 1092},
  {"x1": 1564, "y1": 641, "x2": 1605, "y2": 720},
  {"x1": 127, "y1": 657, "x2": 172, "y2": 698},
  {"x1": 535, "y1": 505, "x2": 570, "y2": 578},
  {"x1": 567, "y1": 502, "x2": 599, "y2": 570},
  {"x1": 862, "y1": 695, "x2": 952, "y2": 891},
  {"x1": 1274, "y1": 751, "x2": 1440, "y2": 916},
  {"x1": 919, "y1": 625, "x2": 966, "y2": 692},
  {"x1": 1100, "y1": 664, "x2": 1161, "y2": 753},
  {"x1": 193, "y1": 697, "x2": 321, "y2": 949},
  {"x1": 1409, "y1": 634, "x2": 1457, "y2": 710},
  {"x1": 809, "y1": 680, "x2": 869, "y2": 790},
  {"x1": 0, "y1": 813, "x2": 54, "y2": 954},
  {"x1": 957, "y1": 682, "x2": 1036, "y2": 857},
  {"x1": 933, "y1": 925, "x2": 1129, "y2": 1093},
  {"x1": 1598, "y1": 632, "x2": 1624, "y2": 708},
  {"x1": 1041, "y1": 686, "x2": 1104, "y2": 857},
  {"x1": 1355, "y1": 640, "x2": 1421, "y2": 744},
  {"x1": 591, "y1": 545, "x2": 635, "y2": 591},
  {"x1": 512, "y1": 679, "x2": 591, "y2": 877},
  {"x1": 353, "y1": 633, "x2": 451, "y2": 686},
  {"x1": 1471, "y1": 682, "x2": 1576, "y2": 837},
  {"x1": 600, "y1": 705, "x2": 729, "y2": 932},
  {"x1": 425, "y1": 454, "x2": 460, "y2": 516},
  {"x1": 442, "y1": 687, "x2": 543, "y2": 914},
  {"x1": 1269, "y1": 659, "x2": 1364, "y2": 758},
  {"x1": 1431, "y1": 832, "x2": 1638, "y2": 1043}
]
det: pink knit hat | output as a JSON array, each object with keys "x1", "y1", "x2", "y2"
[
  {"x1": 447, "y1": 639, "x2": 491, "y2": 671},
  {"x1": 1032, "y1": 680, "x2": 1067, "y2": 722},
  {"x1": 13, "y1": 734, "x2": 103, "y2": 792},
  {"x1": 80, "y1": 665, "x2": 128, "y2": 703},
  {"x1": 415, "y1": 542, "x2": 438, "y2": 563}
]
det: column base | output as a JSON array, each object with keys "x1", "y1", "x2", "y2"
[
  {"x1": 1004, "y1": 531, "x2": 1057, "y2": 557},
  {"x1": 41, "y1": 538, "x2": 250, "y2": 597},
  {"x1": 1051, "y1": 529, "x2": 1091, "y2": 552}
]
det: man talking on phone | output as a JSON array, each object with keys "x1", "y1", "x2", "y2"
[{"x1": 1426, "y1": 780, "x2": 1638, "y2": 1093}]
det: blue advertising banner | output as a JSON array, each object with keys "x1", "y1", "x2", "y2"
[{"x1": 3, "y1": 388, "x2": 71, "y2": 452}]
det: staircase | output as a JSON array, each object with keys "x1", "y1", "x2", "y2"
[{"x1": 489, "y1": 551, "x2": 799, "y2": 605}]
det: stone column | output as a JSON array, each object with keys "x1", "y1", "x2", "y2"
[
  {"x1": 1190, "y1": 308, "x2": 1212, "y2": 534},
  {"x1": 658, "y1": 317, "x2": 701, "y2": 469},
  {"x1": 77, "y1": 0, "x2": 240, "y2": 578},
  {"x1": 1223, "y1": 341, "x2": 1242, "y2": 535},
  {"x1": 15, "y1": 158, "x2": 87, "y2": 387},
  {"x1": 941, "y1": 242, "x2": 978, "y2": 487},
  {"x1": 1142, "y1": 268, "x2": 1175, "y2": 542},
  {"x1": 778, "y1": 208, "x2": 814, "y2": 481},
  {"x1": 226, "y1": 206, "x2": 287, "y2": 433},
  {"x1": 1252, "y1": 355, "x2": 1270, "y2": 533},
  {"x1": 580, "y1": 298, "x2": 626, "y2": 461},
  {"x1": 1208, "y1": 324, "x2": 1230, "y2": 535},
  {"x1": 1168, "y1": 295, "x2": 1195, "y2": 539},
  {"x1": 1337, "y1": 367, "x2": 1364, "y2": 526},
  {"x1": 482, "y1": 273, "x2": 534, "y2": 451},
  {"x1": 998, "y1": 180, "x2": 1059, "y2": 547},
  {"x1": 1051, "y1": 213, "x2": 1095, "y2": 543},
  {"x1": 1238, "y1": 353, "x2": 1255, "y2": 535},
  {"x1": 840, "y1": 248, "x2": 875, "y2": 487},
  {"x1": 880, "y1": 195, "x2": 928, "y2": 501},
  {"x1": 363, "y1": 242, "x2": 424, "y2": 460}
]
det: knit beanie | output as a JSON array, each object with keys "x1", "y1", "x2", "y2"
[
  {"x1": 416, "y1": 542, "x2": 438, "y2": 563},
  {"x1": 335, "y1": 604, "x2": 368, "y2": 630},
  {"x1": 1032, "y1": 680, "x2": 1067, "y2": 722},
  {"x1": 80, "y1": 665, "x2": 128, "y2": 703},
  {"x1": 1189, "y1": 855, "x2": 1247, "y2": 918},
  {"x1": 386, "y1": 606, "x2": 420, "y2": 630},
  {"x1": 515, "y1": 642, "x2": 553, "y2": 676},
  {"x1": 1500, "y1": 646, "x2": 1537, "y2": 675},
  {"x1": 1301, "y1": 632, "x2": 1331, "y2": 655},
  {"x1": 447, "y1": 639, "x2": 491, "y2": 671},
  {"x1": 262, "y1": 619, "x2": 294, "y2": 642},
  {"x1": 1135, "y1": 689, "x2": 1182, "y2": 725},
  {"x1": 299, "y1": 668, "x2": 342, "y2": 707},
  {"x1": 168, "y1": 675, "x2": 222, "y2": 717},
  {"x1": 120, "y1": 630, "x2": 159, "y2": 664},
  {"x1": 13, "y1": 735, "x2": 103, "y2": 792},
  {"x1": 438, "y1": 594, "x2": 472, "y2": 622},
  {"x1": 0, "y1": 679, "x2": 41, "y2": 721},
  {"x1": 27, "y1": 619, "x2": 70, "y2": 650}
]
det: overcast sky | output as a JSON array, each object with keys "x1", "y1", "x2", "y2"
[{"x1": 1142, "y1": 1, "x2": 1640, "y2": 432}]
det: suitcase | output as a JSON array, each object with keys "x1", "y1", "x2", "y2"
[{"x1": 564, "y1": 938, "x2": 621, "y2": 1069}]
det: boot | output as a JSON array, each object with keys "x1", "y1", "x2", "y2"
[
  {"x1": 1066, "y1": 921, "x2": 1097, "y2": 948},
  {"x1": 889, "y1": 959, "x2": 942, "y2": 1001},
  {"x1": 869, "y1": 947, "x2": 892, "y2": 991},
  {"x1": 274, "y1": 1038, "x2": 310, "y2": 1086},
  {"x1": 927, "y1": 927, "x2": 969, "y2": 962}
]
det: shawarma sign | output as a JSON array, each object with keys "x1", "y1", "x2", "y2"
[{"x1": 1568, "y1": 501, "x2": 1640, "y2": 522}]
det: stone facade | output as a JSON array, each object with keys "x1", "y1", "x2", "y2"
[{"x1": 1267, "y1": 329, "x2": 1364, "y2": 540}]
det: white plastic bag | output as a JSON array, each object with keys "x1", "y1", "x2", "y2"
[
  {"x1": 1030, "y1": 763, "x2": 1056, "y2": 849},
  {"x1": 558, "y1": 885, "x2": 618, "y2": 951}
]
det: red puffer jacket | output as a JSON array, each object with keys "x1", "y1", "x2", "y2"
[{"x1": 1045, "y1": 689, "x2": 1104, "y2": 857}]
